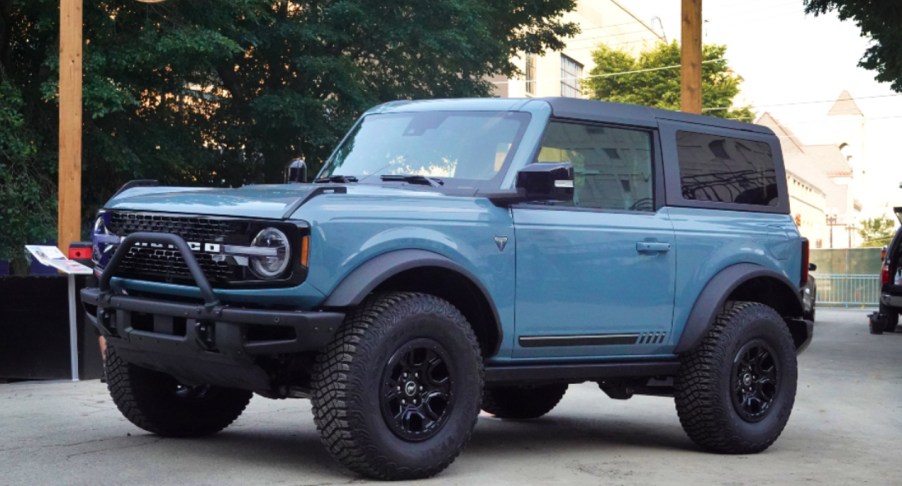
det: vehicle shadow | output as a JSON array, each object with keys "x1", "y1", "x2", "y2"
[
  {"x1": 467, "y1": 413, "x2": 696, "y2": 455},
  {"x1": 140, "y1": 410, "x2": 696, "y2": 480}
]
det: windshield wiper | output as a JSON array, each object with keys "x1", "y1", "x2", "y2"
[
  {"x1": 314, "y1": 175, "x2": 358, "y2": 183},
  {"x1": 379, "y1": 174, "x2": 444, "y2": 187}
]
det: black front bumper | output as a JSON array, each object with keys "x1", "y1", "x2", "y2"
[
  {"x1": 80, "y1": 231, "x2": 344, "y2": 392},
  {"x1": 81, "y1": 288, "x2": 344, "y2": 355}
]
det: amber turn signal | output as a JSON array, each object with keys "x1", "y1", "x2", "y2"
[{"x1": 300, "y1": 235, "x2": 310, "y2": 268}]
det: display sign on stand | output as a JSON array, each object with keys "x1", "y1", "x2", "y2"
[{"x1": 25, "y1": 245, "x2": 92, "y2": 382}]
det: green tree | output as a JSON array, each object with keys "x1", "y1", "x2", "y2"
[
  {"x1": 857, "y1": 216, "x2": 897, "y2": 248},
  {"x1": 0, "y1": 82, "x2": 55, "y2": 273},
  {"x1": 0, "y1": 0, "x2": 577, "y2": 273},
  {"x1": 584, "y1": 41, "x2": 754, "y2": 121},
  {"x1": 804, "y1": 1, "x2": 902, "y2": 92}
]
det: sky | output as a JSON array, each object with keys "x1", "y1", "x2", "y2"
[{"x1": 621, "y1": 0, "x2": 902, "y2": 216}]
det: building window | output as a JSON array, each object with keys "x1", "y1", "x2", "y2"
[
  {"x1": 560, "y1": 54, "x2": 583, "y2": 98},
  {"x1": 525, "y1": 54, "x2": 537, "y2": 96}
]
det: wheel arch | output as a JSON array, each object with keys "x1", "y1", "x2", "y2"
[
  {"x1": 675, "y1": 263, "x2": 806, "y2": 354},
  {"x1": 322, "y1": 249, "x2": 502, "y2": 356}
]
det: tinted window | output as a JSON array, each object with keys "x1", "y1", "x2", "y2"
[
  {"x1": 676, "y1": 131, "x2": 777, "y2": 206},
  {"x1": 536, "y1": 122, "x2": 653, "y2": 211}
]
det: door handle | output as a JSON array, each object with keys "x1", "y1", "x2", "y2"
[{"x1": 636, "y1": 241, "x2": 672, "y2": 254}]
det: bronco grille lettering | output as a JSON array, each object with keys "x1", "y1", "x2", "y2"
[{"x1": 137, "y1": 240, "x2": 220, "y2": 253}]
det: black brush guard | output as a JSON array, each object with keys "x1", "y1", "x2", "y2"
[{"x1": 81, "y1": 232, "x2": 344, "y2": 392}]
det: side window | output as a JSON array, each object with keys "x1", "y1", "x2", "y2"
[
  {"x1": 676, "y1": 130, "x2": 777, "y2": 206},
  {"x1": 536, "y1": 121, "x2": 654, "y2": 211}
]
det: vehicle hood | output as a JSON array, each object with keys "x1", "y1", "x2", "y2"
[{"x1": 104, "y1": 183, "x2": 478, "y2": 220}]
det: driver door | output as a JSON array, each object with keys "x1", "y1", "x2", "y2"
[{"x1": 513, "y1": 120, "x2": 676, "y2": 358}]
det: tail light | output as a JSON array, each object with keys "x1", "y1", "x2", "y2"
[
  {"x1": 800, "y1": 238, "x2": 809, "y2": 286},
  {"x1": 882, "y1": 263, "x2": 891, "y2": 285}
]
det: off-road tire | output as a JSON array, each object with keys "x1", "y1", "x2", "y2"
[
  {"x1": 675, "y1": 301, "x2": 797, "y2": 454},
  {"x1": 482, "y1": 384, "x2": 568, "y2": 419},
  {"x1": 311, "y1": 292, "x2": 484, "y2": 480},
  {"x1": 105, "y1": 345, "x2": 252, "y2": 437},
  {"x1": 879, "y1": 305, "x2": 899, "y2": 332}
]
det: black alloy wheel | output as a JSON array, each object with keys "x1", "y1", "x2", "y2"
[
  {"x1": 311, "y1": 292, "x2": 483, "y2": 480},
  {"x1": 380, "y1": 339, "x2": 454, "y2": 441},
  {"x1": 731, "y1": 340, "x2": 779, "y2": 422},
  {"x1": 675, "y1": 301, "x2": 798, "y2": 454}
]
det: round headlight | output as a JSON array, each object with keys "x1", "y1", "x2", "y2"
[
  {"x1": 92, "y1": 214, "x2": 107, "y2": 265},
  {"x1": 249, "y1": 227, "x2": 290, "y2": 279}
]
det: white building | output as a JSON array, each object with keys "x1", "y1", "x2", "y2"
[
  {"x1": 491, "y1": 0, "x2": 664, "y2": 99},
  {"x1": 757, "y1": 106, "x2": 862, "y2": 249},
  {"x1": 790, "y1": 91, "x2": 899, "y2": 222}
]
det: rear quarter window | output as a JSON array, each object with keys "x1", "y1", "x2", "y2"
[{"x1": 676, "y1": 130, "x2": 778, "y2": 206}]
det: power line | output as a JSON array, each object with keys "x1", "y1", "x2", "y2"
[
  {"x1": 702, "y1": 93, "x2": 902, "y2": 113},
  {"x1": 491, "y1": 58, "x2": 726, "y2": 86},
  {"x1": 566, "y1": 27, "x2": 664, "y2": 43},
  {"x1": 563, "y1": 5, "x2": 807, "y2": 51}
]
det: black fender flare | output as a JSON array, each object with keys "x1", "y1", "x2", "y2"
[
  {"x1": 322, "y1": 249, "x2": 503, "y2": 350},
  {"x1": 674, "y1": 263, "x2": 804, "y2": 354}
]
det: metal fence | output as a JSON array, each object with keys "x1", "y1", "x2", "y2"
[
  {"x1": 812, "y1": 274, "x2": 881, "y2": 307},
  {"x1": 809, "y1": 248, "x2": 882, "y2": 275}
]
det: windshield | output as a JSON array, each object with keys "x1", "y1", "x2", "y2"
[{"x1": 319, "y1": 111, "x2": 530, "y2": 183}]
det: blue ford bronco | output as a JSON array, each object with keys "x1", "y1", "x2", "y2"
[{"x1": 82, "y1": 97, "x2": 813, "y2": 480}]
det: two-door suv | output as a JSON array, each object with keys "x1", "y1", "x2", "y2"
[{"x1": 82, "y1": 98, "x2": 813, "y2": 480}]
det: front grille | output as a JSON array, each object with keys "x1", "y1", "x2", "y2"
[
  {"x1": 121, "y1": 246, "x2": 236, "y2": 284},
  {"x1": 106, "y1": 211, "x2": 246, "y2": 286},
  {"x1": 109, "y1": 212, "x2": 233, "y2": 242}
]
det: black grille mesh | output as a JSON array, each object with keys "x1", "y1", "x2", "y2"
[
  {"x1": 107, "y1": 212, "x2": 241, "y2": 285},
  {"x1": 120, "y1": 247, "x2": 235, "y2": 283},
  {"x1": 109, "y1": 212, "x2": 232, "y2": 242}
]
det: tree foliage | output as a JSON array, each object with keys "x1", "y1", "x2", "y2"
[
  {"x1": 804, "y1": 1, "x2": 902, "y2": 92},
  {"x1": 0, "y1": 0, "x2": 577, "y2": 272},
  {"x1": 584, "y1": 41, "x2": 754, "y2": 121},
  {"x1": 857, "y1": 216, "x2": 897, "y2": 248}
]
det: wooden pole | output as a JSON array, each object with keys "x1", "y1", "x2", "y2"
[
  {"x1": 59, "y1": 0, "x2": 83, "y2": 254},
  {"x1": 681, "y1": 0, "x2": 702, "y2": 114}
]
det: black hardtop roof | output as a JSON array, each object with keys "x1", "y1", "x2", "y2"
[
  {"x1": 369, "y1": 97, "x2": 774, "y2": 137},
  {"x1": 539, "y1": 97, "x2": 774, "y2": 135}
]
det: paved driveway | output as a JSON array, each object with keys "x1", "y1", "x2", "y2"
[{"x1": 2, "y1": 308, "x2": 900, "y2": 485}]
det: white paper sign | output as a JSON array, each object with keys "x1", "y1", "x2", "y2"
[
  {"x1": 24, "y1": 245, "x2": 93, "y2": 275},
  {"x1": 24, "y1": 245, "x2": 66, "y2": 265},
  {"x1": 48, "y1": 259, "x2": 93, "y2": 275}
]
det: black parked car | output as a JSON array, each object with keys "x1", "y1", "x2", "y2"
[{"x1": 873, "y1": 207, "x2": 902, "y2": 334}]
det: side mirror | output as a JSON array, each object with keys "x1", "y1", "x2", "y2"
[
  {"x1": 808, "y1": 263, "x2": 817, "y2": 272},
  {"x1": 515, "y1": 163, "x2": 574, "y2": 202},
  {"x1": 286, "y1": 158, "x2": 307, "y2": 183},
  {"x1": 881, "y1": 246, "x2": 887, "y2": 262}
]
